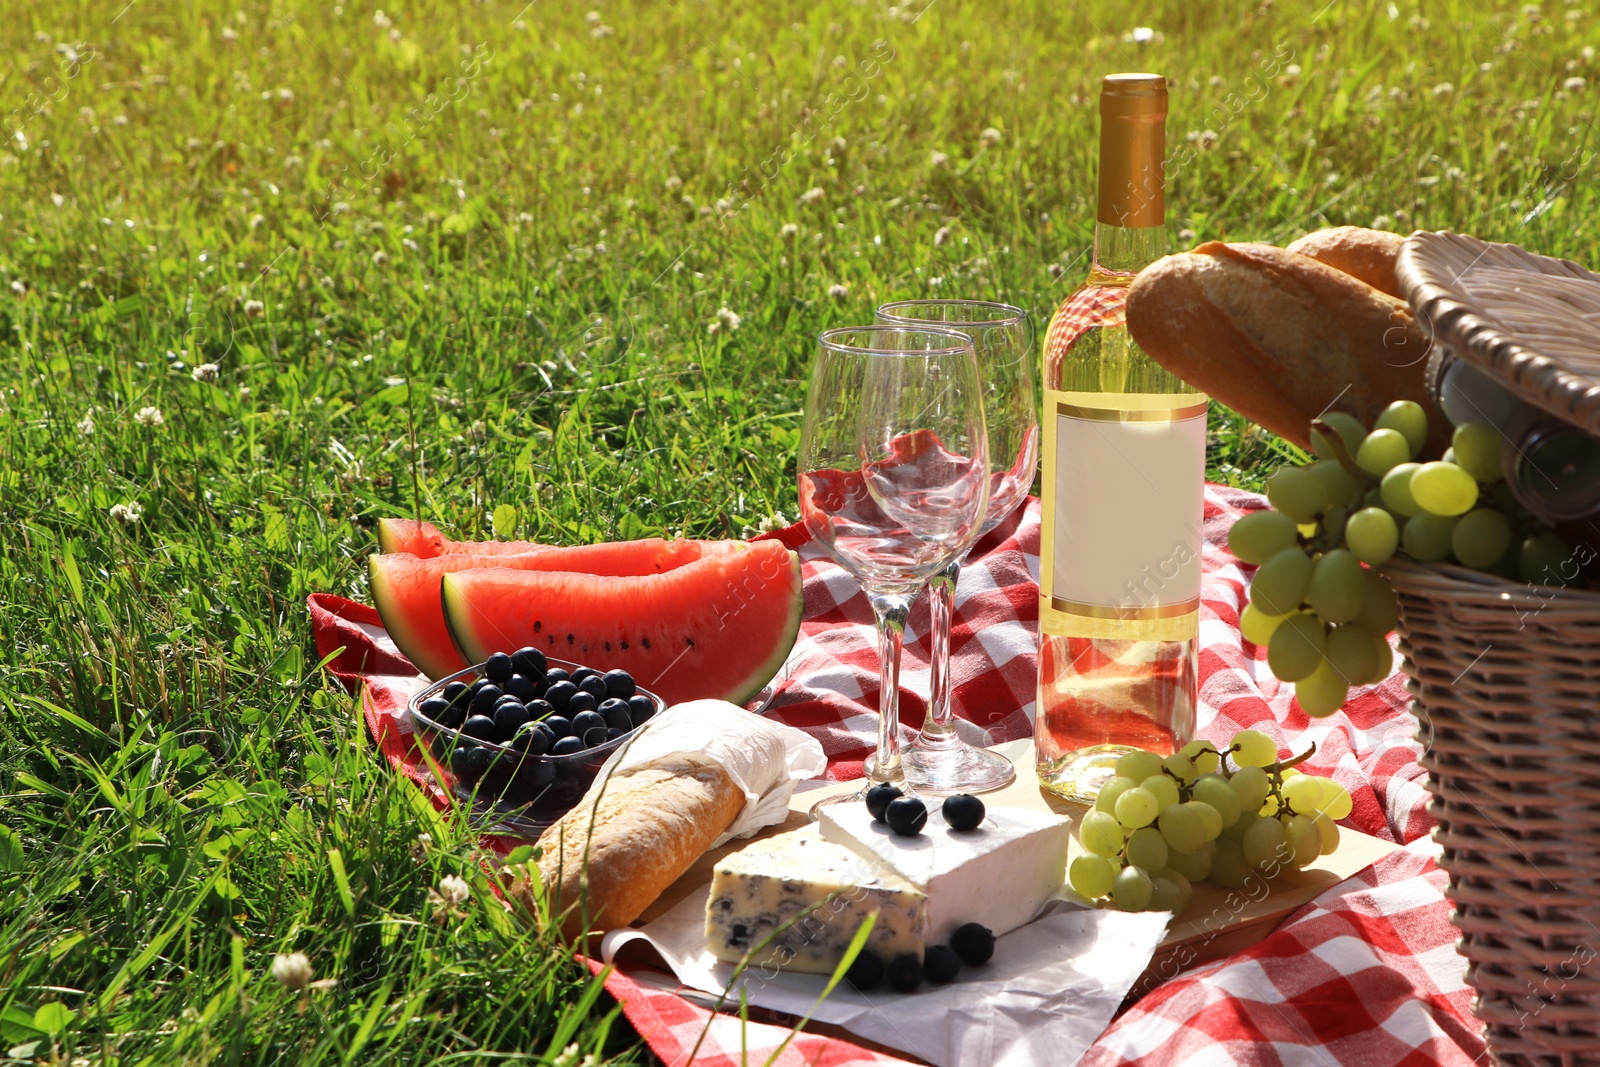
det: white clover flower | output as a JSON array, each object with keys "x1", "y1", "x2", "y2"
[
  {"x1": 1432, "y1": 82, "x2": 1455, "y2": 96},
  {"x1": 373, "y1": 9, "x2": 392, "y2": 27},
  {"x1": 1564, "y1": 76, "x2": 1587, "y2": 92},
  {"x1": 1047, "y1": 263, "x2": 1064, "y2": 278},
  {"x1": 979, "y1": 127, "x2": 1002, "y2": 148},
  {"x1": 402, "y1": 238, "x2": 420, "y2": 252},
  {"x1": 1128, "y1": 26, "x2": 1156, "y2": 43},
  {"x1": 716, "y1": 306, "x2": 742, "y2": 331},
  {"x1": 221, "y1": 26, "x2": 238, "y2": 41},
  {"x1": 113, "y1": 114, "x2": 128, "y2": 126},
  {"x1": 664, "y1": 174, "x2": 683, "y2": 192},
  {"x1": 388, "y1": 27, "x2": 402, "y2": 41},
  {"x1": 51, "y1": 193, "x2": 64, "y2": 208},
  {"x1": 192, "y1": 363, "x2": 220, "y2": 383},
  {"x1": 591, "y1": 23, "x2": 613, "y2": 37},
  {"x1": 109, "y1": 502, "x2": 142, "y2": 524},
  {"x1": 828, "y1": 283, "x2": 850, "y2": 299},
  {"x1": 933, "y1": 226, "x2": 952, "y2": 247},
  {"x1": 1177, "y1": 227, "x2": 1197, "y2": 243},
  {"x1": 134, "y1": 406, "x2": 164, "y2": 427},
  {"x1": 271, "y1": 952, "x2": 313, "y2": 991},
  {"x1": 77, "y1": 412, "x2": 95, "y2": 436},
  {"x1": 371, "y1": 250, "x2": 389, "y2": 266},
  {"x1": 585, "y1": 9, "x2": 601, "y2": 21},
  {"x1": 244, "y1": 299, "x2": 265, "y2": 317},
  {"x1": 930, "y1": 150, "x2": 949, "y2": 167},
  {"x1": 799, "y1": 186, "x2": 825, "y2": 205},
  {"x1": 780, "y1": 222, "x2": 799, "y2": 240},
  {"x1": 277, "y1": 87, "x2": 294, "y2": 102},
  {"x1": 249, "y1": 213, "x2": 265, "y2": 229},
  {"x1": 437, "y1": 874, "x2": 470, "y2": 906}
]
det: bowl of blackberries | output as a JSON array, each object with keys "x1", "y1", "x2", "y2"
[{"x1": 407, "y1": 646, "x2": 664, "y2": 833}]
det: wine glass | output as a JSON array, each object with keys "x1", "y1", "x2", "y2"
[
  {"x1": 874, "y1": 300, "x2": 1038, "y2": 794},
  {"x1": 798, "y1": 326, "x2": 990, "y2": 813}
]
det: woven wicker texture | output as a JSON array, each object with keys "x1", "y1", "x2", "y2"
[
  {"x1": 1394, "y1": 232, "x2": 1600, "y2": 1064},
  {"x1": 1388, "y1": 547, "x2": 1600, "y2": 1066},
  {"x1": 1399, "y1": 231, "x2": 1600, "y2": 435}
]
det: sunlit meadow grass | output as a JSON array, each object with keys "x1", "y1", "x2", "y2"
[{"x1": 0, "y1": 0, "x2": 1595, "y2": 1062}]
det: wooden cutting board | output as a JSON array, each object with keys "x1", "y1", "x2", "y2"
[{"x1": 634, "y1": 737, "x2": 1397, "y2": 996}]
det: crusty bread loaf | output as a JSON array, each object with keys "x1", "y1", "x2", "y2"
[
  {"x1": 1286, "y1": 226, "x2": 1405, "y2": 298},
  {"x1": 1125, "y1": 241, "x2": 1444, "y2": 452},
  {"x1": 509, "y1": 753, "x2": 744, "y2": 939}
]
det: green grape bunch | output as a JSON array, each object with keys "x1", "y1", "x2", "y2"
[
  {"x1": 1228, "y1": 401, "x2": 1574, "y2": 718},
  {"x1": 1069, "y1": 730, "x2": 1354, "y2": 912}
]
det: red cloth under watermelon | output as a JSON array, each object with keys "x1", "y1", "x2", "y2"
[{"x1": 307, "y1": 487, "x2": 1485, "y2": 1066}]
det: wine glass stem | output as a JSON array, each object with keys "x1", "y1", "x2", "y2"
[
  {"x1": 868, "y1": 591, "x2": 913, "y2": 785},
  {"x1": 922, "y1": 557, "x2": 962, "y2": 747}
]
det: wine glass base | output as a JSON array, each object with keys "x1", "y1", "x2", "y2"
[
  {"x1": 807, "y1": 785, "x2": 871, "y2": 820},
  {"x1": 900, "y1": 743, "x2": 1015, "y2": 796}
]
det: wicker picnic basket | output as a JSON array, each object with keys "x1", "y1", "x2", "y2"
[{"x1": 1393, "y1": 232, "x2": 1600, "y2": 1065}]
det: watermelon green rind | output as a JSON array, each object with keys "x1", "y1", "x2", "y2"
[
  {"x1": 440, "y1": 541, "x2": 802, "y2": 707},
  {"x1": 375, "y1": 517, "x2": 554, "y2": 558},
  {"x1": 370, "y1": 539, "x2": 752, "y2": 680}
]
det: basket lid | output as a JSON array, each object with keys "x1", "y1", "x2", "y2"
[{"x1": 1397, "y1": 231, "x2": 1600, "y2": 435}]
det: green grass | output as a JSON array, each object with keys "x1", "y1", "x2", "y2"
[{"x1": 0, "y1": 0, "x2": 1596, "y2": 1062}]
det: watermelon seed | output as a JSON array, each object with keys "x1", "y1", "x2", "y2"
[
  {"x1": 641, "y1": 637, "x2": 651, "y2": 649},
  {"x1": 620, "y1": 640, "x2": 629, "y2": 650},
  {"x1": 533, "y1": 621, "x2": 542, "y2": 633}
]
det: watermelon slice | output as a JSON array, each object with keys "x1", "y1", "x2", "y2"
[
  {"x1": 441, "y1": 540, "x2": 802, "y2": 706},
  {"x1": 377, "y1": 517, "x2": 551, "y2": 558},
  {"x1": 371, "y1": 539, "x2": 743, "y2": 680}
]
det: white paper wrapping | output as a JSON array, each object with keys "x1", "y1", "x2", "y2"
[
  {"x1": 602, "y1": 889, "x2": 1170, "y2": 1067},
  {"x1": 586, "y1": 698, "x2": 828, "y2": 847}
]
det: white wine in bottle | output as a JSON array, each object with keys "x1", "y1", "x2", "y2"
[{"x1": 1035, "y1": 73, "x2": 1204, "y2": 802}]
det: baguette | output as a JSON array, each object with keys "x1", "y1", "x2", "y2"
[
  {"x1": 1286, "y1": 226, "x2": 1406, "y2": 298},
  {"x1": 1125, "y1": 241, "x2": 1444, "y2": 452},
  {"x1": 509, "y1": 753, "x2": 744, "y2": 939}
]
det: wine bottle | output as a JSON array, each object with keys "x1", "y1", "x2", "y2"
[{"x1": 1035, "y1": 73, "x2": 1205, "y2": 801}]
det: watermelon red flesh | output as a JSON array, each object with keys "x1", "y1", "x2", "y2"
[
  {"x1": 371, "y1": 539, "x2": 744, "y2": 680},
  {"x1": 376, "y1": 517, "x2": 551, "y2": 558},
  {"x1": 442, "y1": 540, "x2": 802, "y2": 707}
]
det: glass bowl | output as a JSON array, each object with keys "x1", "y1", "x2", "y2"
[{"x1": 406, "y1": 656, "x2": 667, "y2": 836}]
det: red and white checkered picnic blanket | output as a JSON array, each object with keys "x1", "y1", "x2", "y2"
[{"x1": 308, "y1": 486, "x2": 1486, "y2": 1065}]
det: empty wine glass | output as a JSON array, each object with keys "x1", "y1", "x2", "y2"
[
  {"x1": 874, "y1": 300, "x2": 1038, "y2": 794},
  {"x1": 798, "y1": 326, "x2": 990, "y2": 813}
]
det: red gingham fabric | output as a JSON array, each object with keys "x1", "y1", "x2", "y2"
[{"x1": 308, "y1": 486, "x2": 1486, "y2": 1066}]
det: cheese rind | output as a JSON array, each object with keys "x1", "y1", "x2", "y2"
[
  {"x1": 818, "y1": 803, "x2": 1071, "y2": 944},
  {"x1": 705, "y1": 825, "x2": 927, "y2": 974}
]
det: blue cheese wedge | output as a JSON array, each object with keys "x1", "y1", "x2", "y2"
[
  {"x1": 818, "y1": 803, "x2": 1071, "y2": 944},
  {"x1": 705, "y1": 825, "x2": 927, "y2": 974}
]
